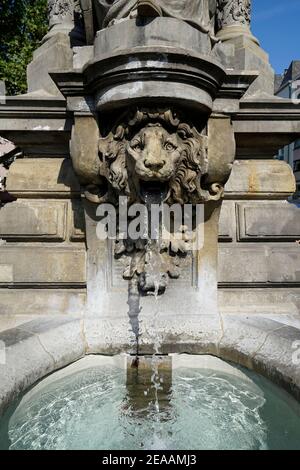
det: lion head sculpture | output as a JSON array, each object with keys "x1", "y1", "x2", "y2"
[{"x1": 88, "y1": 108, "x2": 223, "y2": 206}]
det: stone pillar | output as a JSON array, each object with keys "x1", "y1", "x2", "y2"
[
  {"x1": 216, "y1": 0, "x2": 258, "y2": 44},
  {"x1": 42, "y1": 0, "x2": 84, "y2": 45},
  {"x1": 27, "y1": 1, "x2": 84, "y2": 96},
  {"x1": 216, "y1": 0, "x2": 274, "y2": 96}
]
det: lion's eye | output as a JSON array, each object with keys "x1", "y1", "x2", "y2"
[
  {"x1": 131, "y1": 141, "x2": 143, "y2": 151},
  {"x1": 165, "y1": 141, "x2": 177, "y2": 151}
]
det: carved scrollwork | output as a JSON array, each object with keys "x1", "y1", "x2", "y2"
[{"x1": 217, "y1": 0, "x2": 251, "y2": 29}]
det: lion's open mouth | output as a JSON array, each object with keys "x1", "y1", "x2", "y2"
[{"x1": 139, "y1": 180, "x2": 170, "y2": 204}]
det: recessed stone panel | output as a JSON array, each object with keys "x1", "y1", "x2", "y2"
[
  {"x1": 0, "y1": 246, "x2": 86, "y2": 286},
  {"x1": 0, "y1": 200, "x2": 67, "y2": 241},
  {"x1": 0, "y1": 265, "x2": 13, "y2": 283},
  {"x1": 219, "y1": 201, "x2": 235, "y2": 241},
  {"x1": 6, "y1": 158, "x2": 80, "y2": 197},
  {"x1": 0, "y1": 289, "x2": 86, "y2": 316},
  {"x1": 70, "y1": 200, "x2": 86, "y2": 241},
  {"x1": 219, "y1": 244, "x2": 300, "y2": 285},
  {"x1": 237, "y1": 201, "x2": 300, "y2": 241}
]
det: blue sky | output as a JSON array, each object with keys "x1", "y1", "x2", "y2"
[{"x1": 252, "y1": 0, "x2": 300, "y2": 74}]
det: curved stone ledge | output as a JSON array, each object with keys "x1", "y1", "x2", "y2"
[{"x1": 0, "y1": 314, "x2": 299, "y2": 418}]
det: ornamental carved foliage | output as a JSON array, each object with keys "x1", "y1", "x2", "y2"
[
  {"x1": 88, "y1": 108, "x2": 223, "y2": 206},
  {"x1": 47, "y1": 0, "x2": 81, "y2": 25},
  {"x1": 217, "y1": 0, "x2": 251, "y2": 28}
]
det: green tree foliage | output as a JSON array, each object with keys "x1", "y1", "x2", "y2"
[{"x1": 0, "y1": 0, "x2": 48, "y2": 95}]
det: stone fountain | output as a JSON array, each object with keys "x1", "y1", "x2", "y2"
[{"x1": 0, "y1": 0, "x2": 300, "y2": 413}]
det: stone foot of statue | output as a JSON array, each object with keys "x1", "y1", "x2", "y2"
[{"x1": 137, "y1": 0, "x2": 162, "y2": 18}]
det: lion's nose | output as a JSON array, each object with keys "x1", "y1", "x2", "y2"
[{"x1": 144, "y1": 158, "x2": 165, "y2": 170}]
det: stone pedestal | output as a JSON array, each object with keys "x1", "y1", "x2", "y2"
[
  {"x1": 222, "y1": 35, "x2": 275, "y2": 97},
  {"x1": 27, "y1": 34, "x2": 74, "y2": 96}
]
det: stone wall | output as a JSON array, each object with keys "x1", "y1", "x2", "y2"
[
  {"x1": 1, "y1": 154, "x2": 299, "y2": 316},
  {"x1": 0, "y1": 156, "x2": 86, "y2": 316},
  {"x1": 219, "y1": 158, "x2": 300, "y2": 315}
]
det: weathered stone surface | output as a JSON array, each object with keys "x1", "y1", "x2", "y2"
[
  {"x1": 207, "y1": 114, "x2": 235, "y2": 186},
  {"x1": 219, "y1": 201, "x2": 235, "y2": 241},
  {"x1": 20, "y1": 317, "x2": 85, "y2": 366},
  {"x1": 219, "y1": 244, "x2": 300, "y2": 285},
  {"x1": 6, "y1": 158, "x2": 80, "y2": 197},
  {"x1": 225, "y1": 36, "x2": 274, "y2": 96},
  {"x1": 218, "y1": 315, "x2": 283, "y2": 369},
  {"x1": 0, "y1": 265, "x2": 13, "y2": 283},
  {"x1": 73, "y1": 46, "x2": 93, "y2": 69},
  {"x1": 81, "y1": 17, "x2": 226, "y2": 114},
  {"x1": 0, "y1": 317, "x2": 85, "y2": 416},
  {"x1": 69, "y1": 199, "x2": 86, "y2": 241},
  {"x1": 252, "y1": 325, "x2": 300, "y2": 399},
  {"x1": 0, "y1": 200, "x2": 67, "y2": 241},
  {"x1": 219, "y1": 288, "x2": 300, "y2": 315},
  {"x1": 0, "y1": 246, "x2": 86, "y2": 286},
  {"x1": 1, "y1": 315, "x2": 300, "y2": 419},
  {"x1": 94, "y1": 17, "x2": 212, "y2": 58},
  {"x1": 27, "y1": 34, "x2": 73, "y2": 96},
  {"x1": 269, "y1": 248, "x2": 300, "y2": 284},
  {"x1": 92, "y1": 0, "x2": 218, "y2": 35},
  {"x1": 224, "y1": 160, "x2": 296, "y2": 197},
  {"x1": 0, "y1": 289, "x2": 86, "y2": 316},
  {"x1": 237, "y1": 201, "x2": 300, "y2": 241}
]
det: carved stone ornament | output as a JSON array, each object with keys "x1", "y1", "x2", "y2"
[
  {"x1": 87, "y1": 108, "x2": 223, "y2": 206},
  {"x1": 217, "y1": 0, "x2": 251, "y2": 29},
  {"x1": 47, "y1": 0, "x2": 81, "y2": 27},
  {"x1": 71, "y1": 108, "x2": 228, "y2": 294}
]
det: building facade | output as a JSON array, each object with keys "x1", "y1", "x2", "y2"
[{"x1": 276, "y1": 61, "x2": 300, "y2": 197}]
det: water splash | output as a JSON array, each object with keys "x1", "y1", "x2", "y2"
[{"x1": 3, "y1": 364, "x2": 300, "y2": 450}]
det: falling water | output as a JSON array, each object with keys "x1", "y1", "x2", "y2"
[{"x1": 143, "y1": 189, "x2": 166, "y2": 446}]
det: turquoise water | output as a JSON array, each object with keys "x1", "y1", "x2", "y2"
[{"x1": 0, "y1": 365, "x2": 300, "y2": 450}]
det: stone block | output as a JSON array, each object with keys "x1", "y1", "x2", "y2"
[
  {"x1": 269, "y1": 248, "x2": 300, "y2": 284},
  {"x1": 6, "y1": 158, "x2": 80, "y2": 197},
  {"x1": 27, "y1": 34, "x2": 73, "y2": 96},
  {"x1": 69, "y1": 199, "x2": 85, "y2": 241},
  {"x1": 219, "y1": 201, "x2": 235, "y2": 241},
  {"x1": 225, "y1": 160, "x2": 296, "y2": 197},
  {"x1": 237, "y1": 201, "x2": 300, "y2": 241},
  {"x1": 0, "y1": 265, "x2": 13, "y2": 283},
  {"x1": 225, "y1": 36, "x2": 274, "y2": 96},
  {"x1": 219, "y1": 244, "x2": 300, "y2": 286},
  {"x1": 219, "y1": 315, "x2": 284, "y2": 369},
  {"x1": 0, "y1": 289, "x2": 86, "y2": 316},
  {"x1": 219, "y1": 288, "x2": 300, "y2": 315},
  {"x1": 95, "y1": 17, "x2": 212, "y2": 58},
  {"x1": 0, "y1": 317, "x2": 85, "y2": 416},
  {"x1": 73, "y1": 46, "x2": 93, "y2": 69},
  {"x1": 0, "y1": 200, "x2": 67, "y2": 241},
  {"x1": 0, "y1": 246, "x2": 86, "y2": 286}
]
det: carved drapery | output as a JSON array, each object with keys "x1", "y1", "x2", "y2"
[
  {"x1": 46, "y1": 1, "x2": 254, "y2": 44},
  {"x1": 93, "y1": 0, "x2": 218, "y2": 36}
]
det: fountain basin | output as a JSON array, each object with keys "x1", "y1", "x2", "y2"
[{"x1": 1, "y1": 355, "x2": 300, "y2": 450}]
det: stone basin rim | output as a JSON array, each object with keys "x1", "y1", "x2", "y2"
[{"x1": 0, "y1": 314, "x2": 299, "y2": 418}]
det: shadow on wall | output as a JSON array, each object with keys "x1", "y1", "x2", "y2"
[{"x1": 57, "y1": 158, "x2": 86, "y2": 243}]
